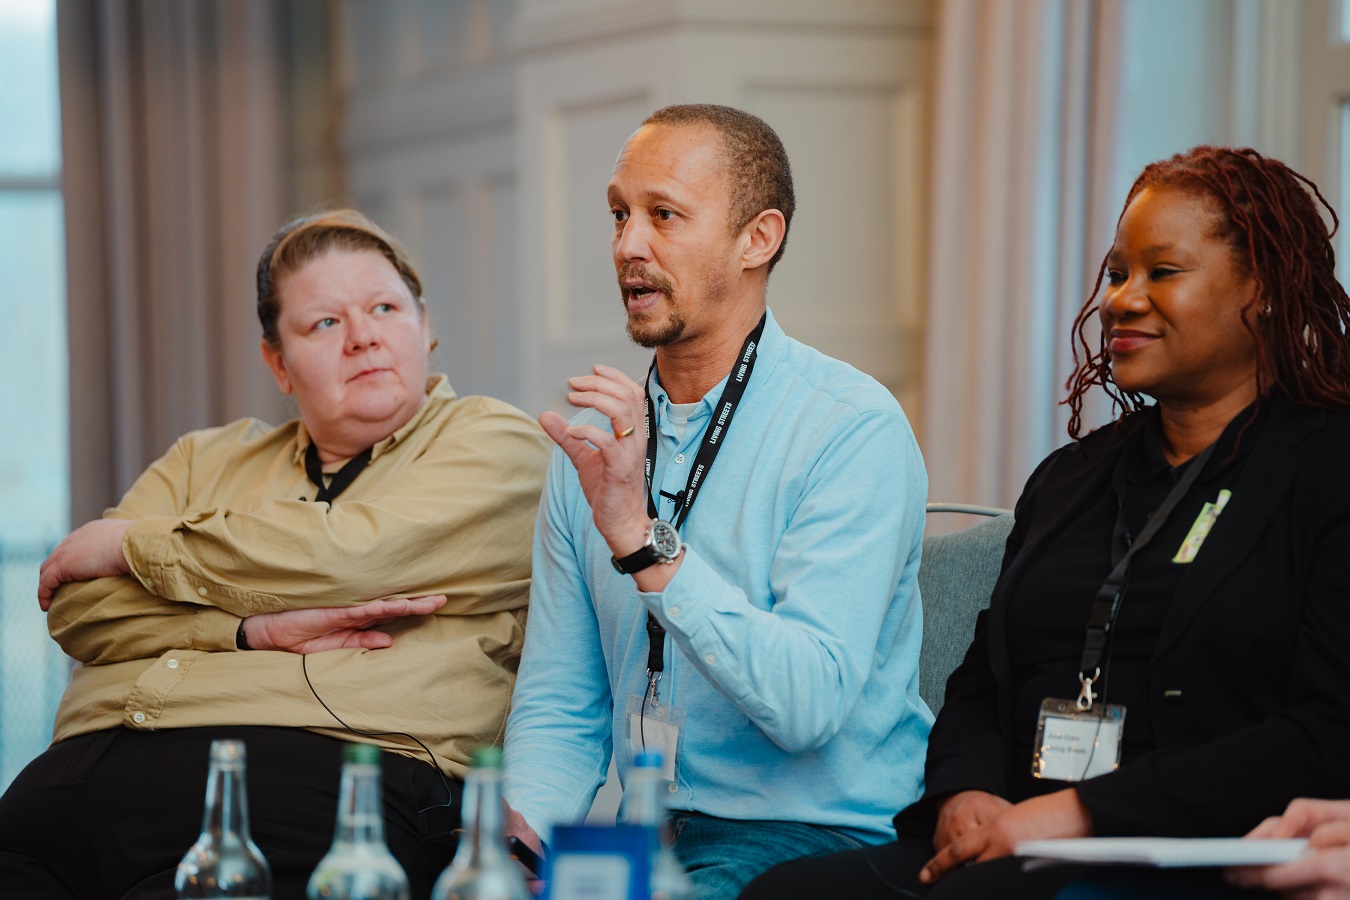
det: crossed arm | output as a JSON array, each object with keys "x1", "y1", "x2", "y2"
[
  {"x1": 39, "y1": 518, "x2": 446, "y2": 655},
  {"x1": 42, "y1": 408, "x2": 548, "y2": 663}
]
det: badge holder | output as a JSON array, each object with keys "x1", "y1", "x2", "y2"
[
  {"x1": 626, "y1": 693, "x2": 685, "y2": 783},
  {"x1": 1032, "y1": 696, "x2": 1125, "y2": 782}
]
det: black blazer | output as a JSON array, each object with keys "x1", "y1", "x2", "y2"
[{"x1": 899, "y1": 394, "x2": 1350, "y2": 837}]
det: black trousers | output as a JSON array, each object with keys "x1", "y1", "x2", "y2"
[
  {"x1": 738, "y1": 836, "x2": 1279, "y2": 900},
  {"x1": 0, "y1": 726, "x2": 462, "y2": 900}
]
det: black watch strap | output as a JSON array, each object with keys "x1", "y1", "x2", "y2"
[
  {"x1": 611, "y1": 543, "x2": 665, "y2": 575},
  {"x1": 611, "y1": 520, "x2": 681, "y2": 574},
  {"x1": 235, "y1": 620, "x2": 252, "y2": 651}
]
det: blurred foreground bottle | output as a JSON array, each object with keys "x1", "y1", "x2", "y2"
[
  {"x1": 624, "y1": 752, "x2": 693, "y2": 900},
  {"x1": 431, "y1": 745, "x2": 530, "y2": 900},
  {"x1": 175, "y1": 739, "x2": 272, "y2": 899},
  {"x1": 307, "y1": 742, "x2": 410, "y2": 900}
]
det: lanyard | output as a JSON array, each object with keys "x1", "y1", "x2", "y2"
[
  {"x1": 305, "y1": 442, "x2": 373, "y2": 504},
  {"x1": 1075, "y1": 439, "x2": 1216, "y2": 711},
  {"x1": 641, "y1": 312, "x2": 766, "y2": 685}
]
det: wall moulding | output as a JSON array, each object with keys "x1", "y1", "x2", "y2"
[{"x1": 513, "y1": 0, "x2": 934, "y2": 54}]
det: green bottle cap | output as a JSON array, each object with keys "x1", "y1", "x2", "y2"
[
  {"x1": 345, "y1": 742, "x2": 383, "y2": 765},
  {"x1": 471, "y1": 745, "x2": 504, "y2": 769}
]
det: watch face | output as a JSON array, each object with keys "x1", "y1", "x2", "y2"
[{"x1": 650, "y1": 520, "x2": 681, "y2": 559}]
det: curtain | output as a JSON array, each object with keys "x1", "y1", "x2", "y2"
[
  {"x1": 57, "y1": 0, "x2": 289, "y2": 524},
  {"x1": 921, "y1": 0, "x2": 1123, "y2": 511}
]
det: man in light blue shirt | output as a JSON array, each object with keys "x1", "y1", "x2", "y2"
[{"x1": 503, "y1": 103, "x2": 931, "y2": 899}]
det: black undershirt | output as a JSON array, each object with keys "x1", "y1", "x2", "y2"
[{"x1": 1004, "y1": 402, "x2": 1263, "y2": 802}]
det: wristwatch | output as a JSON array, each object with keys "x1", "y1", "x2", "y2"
[{"x1": 611, "y1": 519, "x2": 683, "y2": 574}]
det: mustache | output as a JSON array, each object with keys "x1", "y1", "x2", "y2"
[{"x1": 618, "y1": 263, "x2": 675, "y2": 296}]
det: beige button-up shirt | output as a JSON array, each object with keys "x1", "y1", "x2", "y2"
[{"x1": 46, "y1": 376, "x2": 550, "y2": 777}]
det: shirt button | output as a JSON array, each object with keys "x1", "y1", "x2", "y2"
[
  {"x1": 131, "y1": 711, "x2": 145, "y2": 724},
  {"x1": 197, "y1": 587, "x2": 208, "y2": 597},
  {"x1": 166, "y1": 659, "x2": 179, "y2": 669},
  {"x1": 668, "y1": 783, "x2": 679, "y2": 793},
  {"x1": 143, "y1": 579, "x2": 154, "y2": 590},
  {"x1": 669, "y1": 606, "x2": 680, "y2": 618},
  {"x1": 705, "y1": 654, "x2": 716, "y2": 665},
  {"x1": 674, "y1": 453, "x2": 686, "y2": 464}
]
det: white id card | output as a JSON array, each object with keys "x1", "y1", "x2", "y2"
[
  {"x1": 626, "y1": 693, "x2": 685, "y2": 782},
  {"x1": 1032, "y1": 698, "x2": 1126, "y2": 782}
]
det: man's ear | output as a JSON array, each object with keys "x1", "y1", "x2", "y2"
[
  {"x1": 739, "y1": 209, "x2": 786, "y2": 271},
  {"x1": 261, "y1": 338, "x2": 292, "y2": 395}
]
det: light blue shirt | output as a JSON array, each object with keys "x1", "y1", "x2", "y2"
[{"x1": 504, "y1": 310, "x2": 932, "y2": 842}]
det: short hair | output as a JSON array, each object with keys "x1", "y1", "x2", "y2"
[
  {"x1": 643, "y1": 104, "x2": 796, "y2": 272},
  {"x1": 255, "y1": 209, "x2": 424, "y2": 347},
  {"x1": 1065, "y1": 145, "x2": 1350, "y2": 437}
]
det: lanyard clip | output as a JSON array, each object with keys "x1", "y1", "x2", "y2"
[
  {"x1": 1076, "y1": 668, "x2": 1100, "y2": 711},
  {"x1": 645, "y1": 669, "x2": 663, "y2": 707}
]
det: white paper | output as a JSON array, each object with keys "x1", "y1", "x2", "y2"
[
  {"x1": 549, "y1": 854, "x2": 633, "y2": 900},
  {"x1": 628, "y1": 712, "x2": 679, "y2": 781},
  {"x1": 1014, "y1": 837, "x2": 1309, "y2": 868}
]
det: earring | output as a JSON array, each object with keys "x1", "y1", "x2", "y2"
[{"x1": 429, "y1": 338, "x2": 439, "y2": 352}]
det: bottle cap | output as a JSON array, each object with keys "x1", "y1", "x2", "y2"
[
  {"x1": 345, "y1": 742, "x2": 383, "y2": 766},
  {"x1": 209, "y1": 739, "x2": 246, "y2": 762},
  {"x1": 633, "y1": 751, "x2": 663, "y2": 769},
  {"x1": 471, "y1": 745, "x2": 504, "y2": 769}
]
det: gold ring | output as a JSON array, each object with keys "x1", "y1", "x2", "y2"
[{"x1": 616, "y1": 425, "x2": 636, "y2": 439}]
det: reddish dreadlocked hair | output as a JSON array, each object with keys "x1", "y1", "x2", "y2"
[{"x1": 1064, "y1": 145, "x2": 1350, "y2": 438}]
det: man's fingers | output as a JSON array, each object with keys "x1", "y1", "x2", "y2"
[
  {"x1": 1248, "y1": 816, "x2": 1288, "y2": 839},
  {"x1": 1309, "y1": 821, "x2": 1350, "y2": 850}
]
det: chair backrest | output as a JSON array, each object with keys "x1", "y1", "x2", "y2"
[{"x1": 918, "y1": 509, "x2": 1013, "y2": 716}]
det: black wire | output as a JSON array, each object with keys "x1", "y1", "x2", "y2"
[
  {"x1": 860, "y1": 851, "x2": 924, "y2": 898},
  {"x1": 639, "y1": 676, "x2": 655, "y2": 751},
  {"x1": 301, "y1": 653, "x2": 457, "y2": 812}
]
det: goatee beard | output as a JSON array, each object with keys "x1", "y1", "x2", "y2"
[{"x1": 627, "y1": 310, "x2": 686, "y2": 349}]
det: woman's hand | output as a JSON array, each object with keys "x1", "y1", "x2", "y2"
[
  {"x1": 1227, "y1": 798, "x2": 1350, "y2": 897},
  {"x1": 38, "y1": 519, "x2": 134, "y2": 610},
  {"x1": 934, "y1": 790, "x2": 1015, "y2": 852},
  {"x1": 919, "y1": 789, "x2": 1093, "y2": 884},
  {"x1": 241, "y1": 595, "x2": 448, "y2": 654}
]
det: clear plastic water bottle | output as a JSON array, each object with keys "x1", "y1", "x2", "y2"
[
  {"x1": 431, "y1": 745, "x2": 530, "y2": 900},
  {"x1": 307, "y1": 742, "x2": 410, "y2": 899},
  {"x1": 624, "y1": 752, "x2": 693, "y2": 900},
  {"x1": 175, "y1": 739, "x2": 272, "y2": 899}
]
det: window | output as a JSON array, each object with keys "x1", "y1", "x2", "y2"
[{"x1": 0, "y1": 0, "x2": 71, "y2": 792}]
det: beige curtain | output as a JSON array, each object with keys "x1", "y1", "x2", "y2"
[
  {"x1": 921, "y1": 0, "x2": 1123, "y2": 511},
  {"x1": 58, "y1": 0, "x2": 289, "y2": 523}
]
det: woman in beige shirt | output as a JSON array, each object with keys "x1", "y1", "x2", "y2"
[{"x1": 1, "y1": 209, "x2": 550, "y2": 900}]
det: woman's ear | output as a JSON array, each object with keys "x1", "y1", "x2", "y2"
[{"x1": 261, "y1": 338, "x2": 292, "y2": 395}]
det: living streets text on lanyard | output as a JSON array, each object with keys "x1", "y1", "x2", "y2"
[{"x1": 639, "y1": 312, "x2": 767, "y2": 699}]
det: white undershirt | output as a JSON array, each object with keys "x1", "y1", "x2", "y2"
[{"x1": 665, "y1": 401, "x2": 701, "y2": 443}]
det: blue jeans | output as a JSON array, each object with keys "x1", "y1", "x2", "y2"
[{"x1": 667, "y1": 811, "x2": 865, "y2": 900}]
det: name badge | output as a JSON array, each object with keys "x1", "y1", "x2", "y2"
[
  {"x1": 1032, "y1": 698, "x2": 1125, "y2": 782},
  {"x1": 625, "y1": 693, "x2": 684, "y2": 782}
]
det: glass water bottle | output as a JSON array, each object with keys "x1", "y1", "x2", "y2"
[
  {"x1": 307, "y1": 742, "x2": 410, "y2": 899},
  {"x1": 175, "y1": 739, "x2": 272, "y2": 899},
  {"x1": 431, "y1": 745, "x2": 530, "y2": 900},
  {"x1": 624, "y1": 752, "x2": 693, "y2": 900}
]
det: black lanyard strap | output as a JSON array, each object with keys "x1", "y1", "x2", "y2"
[
  {"x1": 1075, "y1": 439, "x2": 1216, "y2": 710},
  {"x1": 642, "y1": 312, "x2": 767, "y2": 527},
  {"x1": 305, "y1": 442, "x2": 373, "y2": 504},
  {"x1": 640, "y1": 312, "x2": 766, "y2": 683}
]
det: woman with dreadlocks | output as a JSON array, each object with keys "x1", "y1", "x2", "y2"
[{"x1": 742, "y1": 147, "x2": 1350, "y2": 900}]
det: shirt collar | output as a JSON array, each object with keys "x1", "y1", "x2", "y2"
[
  {"x1": 646, "y1": 307, "x2": 784, "y2": 429},
  {"x1": 1125, "y1": 396, "x2": 1265, "y2": 486}
]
